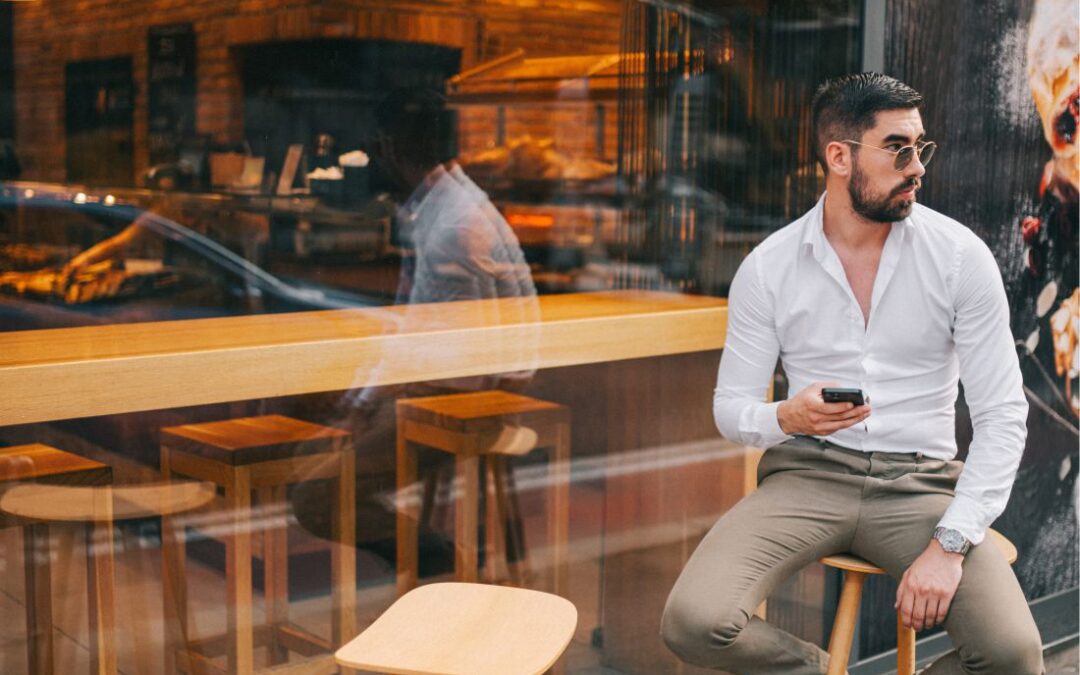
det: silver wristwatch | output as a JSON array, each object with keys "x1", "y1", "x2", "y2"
[{"x1": 932, "y1": 527, "x2": 972, "y2": 556}]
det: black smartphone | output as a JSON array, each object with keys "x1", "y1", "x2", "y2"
[{"x1": 821, "y1": 387, "x2": 866, "y2": 406}]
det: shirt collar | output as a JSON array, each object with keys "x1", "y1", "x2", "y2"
[
  {"x1": 800, "y1": 192, "x2": 827, "y2": 259},
  {"x1": 398, "y1": 164, "x2": 450, "y2": 223},
  {"x1": 802, "y1": 190, "x2": 915, "y2": 261},
  {"x1": 446, "y1": 162, "x2": 481, "y2": 195}
]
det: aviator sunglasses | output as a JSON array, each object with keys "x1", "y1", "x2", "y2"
[{"x1": 842, "y1": 139, "x2": 937, "y2": 171}]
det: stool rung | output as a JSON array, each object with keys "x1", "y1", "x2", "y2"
[
  {"x1": 277, "y1": 622, "x2": 332, "y2": 657},
  {"x1": 175, "y1": 648, "x2": 228, "y2": 675},
  {"x1": 186, "y1": 628, "x2": 266, "y2": 659},
  {"x1": 259, "y1": 653, "x2": 338, "y2": 674},
  {"x1": 183, "y1": 621, "x2": 329, "y2": 660},
  {"x1": 176, "y1": 649, "x2": 336, "y2": 675}
]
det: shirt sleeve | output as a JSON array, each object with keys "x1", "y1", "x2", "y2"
[
  {"x1": 713, "y1": 249, "x2": 793, "y2": 448},
  {"x1": 936, "y1": 235, "x2": 1029, "y2": 546}
]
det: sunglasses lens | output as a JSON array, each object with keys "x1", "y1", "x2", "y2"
[
  {"x1": 919, "y1": 142, "x2": 936, "y2": 166},
  {"x1": 893, "y1": 142, "x2": 937, "y2": 170},
  {"x1": 894, "y1": 147, "x2": 914, "y2": 170}
]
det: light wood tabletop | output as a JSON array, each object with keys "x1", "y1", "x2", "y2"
[{"x1": 0, "y1": 290, "x2": 727, "y2": 425}]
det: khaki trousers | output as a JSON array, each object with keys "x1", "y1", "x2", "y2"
[{"x1": 661, "y1": 436, "x2": 1044, "y2": 675}]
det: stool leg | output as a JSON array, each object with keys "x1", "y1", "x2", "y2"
[
  {"x1": 24, "y1": 523, "x2": 54, "y2": 675},
  {"x1": 897, "y1": 610, "x2": 917, "y2": 675},
  {"x1": 419, "y1": 469, "x2": 440, "y2": 532},
  {"x1": 128, "y1": 526, "x2": 159, "y2": 675},
  {"x1": 549, "y1": 422, "x2": 571, "y2": 598},
  {"x1": 259, "y1": 486, "x2": 288, "y2": 665},
  {"x1": 420, "y1": 462, "x2": 453, "y2": 535},
  {"x1": 332, "y1": 446, "x2": 357, "y2": 649},
  {"x1": 484, "y1": 457, "x2": 508, "y2": 584},
  {"x1": 86, "y1": 518, "x2": 117, "y2": 675},
  {"x1": 826, "y1": 570, "x2": 865, "y2": 675},
  {"x1": 495, "y1": 459, "x2": 529, "y2": 586},
  {"x1": 160, "y1": 447, "x2": 192, "y2": 675},
  {"x1": 225, "y1": 466, "x2": 255, "y2": 675},
  {"x1": 454, "y1": 454, "x2": 480, "y2": 583},
  {"x1": 396, "y1": 424, "x2": 419, "y2": 595}
]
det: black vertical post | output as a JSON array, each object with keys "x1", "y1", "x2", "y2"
[{"x1": 0, "y1": 4, "x2": 15, "y2": 141}]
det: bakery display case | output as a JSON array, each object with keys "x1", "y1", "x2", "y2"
[
  {"x1": 448, "y1": 50, "x2": 626, "y2": 292},
  {"x1": 447, "y1": 46, "x2": 783, "y2": 296}
]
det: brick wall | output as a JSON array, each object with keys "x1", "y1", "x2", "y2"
[{"x1": 12, "y1": 0, "x2": 623, "y2": 182}]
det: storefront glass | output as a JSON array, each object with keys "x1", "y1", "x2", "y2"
[{"x1": 0, "y1": 1, "x2": 1075, "y2": 673}]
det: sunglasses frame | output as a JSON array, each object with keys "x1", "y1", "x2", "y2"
[{"x1": 842, "y1": 139, "x2": 937, "y2": 171}]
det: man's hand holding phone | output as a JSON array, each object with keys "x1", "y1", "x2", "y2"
[{"x1": 777, "y1": 382, "x2": 871, "y2": 436}]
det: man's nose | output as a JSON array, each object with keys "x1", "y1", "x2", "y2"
[{"x1": 906, "y1": 151, "x2": 927, "y2": 178}]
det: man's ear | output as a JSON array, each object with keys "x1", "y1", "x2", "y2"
[{"x1": 824, "y1": 141, "x2": 852, "y2": 177}]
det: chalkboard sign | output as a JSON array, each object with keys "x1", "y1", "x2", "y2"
[{"x1": 147, "y1": 23, "x2": 196, "y2": 167}]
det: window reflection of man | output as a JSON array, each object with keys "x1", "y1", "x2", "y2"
[{"x1": 293, "y1": 88, "x2": 539, "y2": 574}]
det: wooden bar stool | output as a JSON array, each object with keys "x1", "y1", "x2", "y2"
[
  {"x1": 2, "y1": 481, "x2": 215, "y2": 675},
  {"x1": 160, "y1": 415, "x2": 355, "y2": 675},
  {"x1": 0, "y1": 448, "x2": 213, "y2": 675},
  {"x1": 1, "y1": 444, "x2": 112, "y2": 675},
  {"x1": 335, "y1": 582, "x2": 577, "y2": 675},
  {"x1": 395, "y1": 391, "x2": 571, "y2": 597},
  {"x1": 821, "y1": 528, "x2": 1018, "y2": 675}
]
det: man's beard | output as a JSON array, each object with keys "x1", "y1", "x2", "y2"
[{"x1": 848, "y1": 161, "x2": 921, "y2": 223}]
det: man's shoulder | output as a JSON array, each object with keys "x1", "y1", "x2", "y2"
[
  {"x1": 909, "y1": 203, "x2": 983, "y2": 248},
  {"x1": 750, "y1": 211, "x2": 813, "y2": 261},
  {"x1": 909, "y1": 204, "x2": 1001, "y2": 279}
]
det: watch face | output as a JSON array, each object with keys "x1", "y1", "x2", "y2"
[
  {"x1": 941, "y1": 531, "x2": 962, "y2": 550},
  {"x1": 936, "y1": 528, "x2": 967, "y2": 553}
]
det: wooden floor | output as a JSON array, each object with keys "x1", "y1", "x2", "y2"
[{"x1": 1045, "y1": 643, "x2": 1079, "y2": 675}]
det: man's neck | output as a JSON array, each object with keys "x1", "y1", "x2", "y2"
[{"x1": 822, "y1": 189, "x2": 892, "y2": 253}]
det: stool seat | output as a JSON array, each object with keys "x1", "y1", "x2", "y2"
[
  {"x1": 0, "y1": 481, "x2": 215, "y2": 522},
  {"x1": 334, "y1": 582, "x2": 577, "y2": 675},
  {"x1": 161, "y1": 414, "x2": 349, "y2": 465},
  {"x1": 397, "y1": 390, "x2": 568, "y2": 437},
  {"x1": 820, "y1": 528, "x2": 1017, "y2": 675},
  {"x1": 0, "y1": 444, "x2": 110, "y2": 484},
  {"x1": 820, "y1": 529, "x2": 1018, "y2": 572}
]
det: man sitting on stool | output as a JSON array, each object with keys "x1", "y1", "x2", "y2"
[{"x1": 660, "y1": 73, "x2": 1043, "y2": 675}]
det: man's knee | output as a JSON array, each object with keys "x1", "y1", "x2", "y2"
[
  {"x1": 660, "y1": 591, "x2": 747, "y2": 663},
  {"x1": 961, "y1": 628, "x2": 1044, "y2": 675}
]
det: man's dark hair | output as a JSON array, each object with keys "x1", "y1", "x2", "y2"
[
  {"x1": 811, "y1": 72, "x2": 923, "y2": 173},
  {"x1": 375, "y1": 88, "x2": 456, "y2": 169}
]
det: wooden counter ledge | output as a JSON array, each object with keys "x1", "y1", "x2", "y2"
[{"x1": 0, "y1": 291, "x2": 727, "y2": 425}]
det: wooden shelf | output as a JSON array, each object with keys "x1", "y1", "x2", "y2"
[{"x1": 0, "y1": 290, "x2": 727, "y2": 425}]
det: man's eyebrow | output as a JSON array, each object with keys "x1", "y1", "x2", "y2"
[{"x1": 881, "y1": 132, "x2": 926, "y2": 144}]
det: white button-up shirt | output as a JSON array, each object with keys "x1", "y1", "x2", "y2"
[{"x1": 714, "y1": 194, "x2": 1028, "y2": 545}]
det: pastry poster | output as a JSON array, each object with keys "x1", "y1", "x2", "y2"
[
  {"x1": 1017, "y1": 0, "x2": 1079, "y2": 423},
  {"x1": 883, "y1": 0, "x2": 1078, "y2": 614}
]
